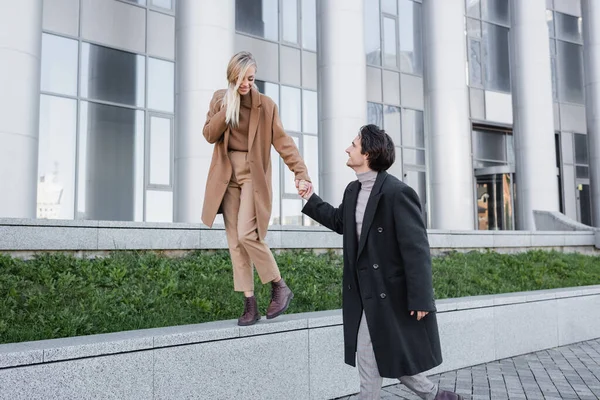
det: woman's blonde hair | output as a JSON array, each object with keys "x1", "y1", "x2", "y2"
[{"x1": 223, "y1": 51, "x2": 257, "y2": 127}]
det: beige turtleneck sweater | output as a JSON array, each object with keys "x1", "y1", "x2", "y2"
[
  {"x1": 227, "y1": 93, "x2": 252, "y2": 151},
  {"x1": 355, "y1": 170, "x2": 378, "y2": 240}
]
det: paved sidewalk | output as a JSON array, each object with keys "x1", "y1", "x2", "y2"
[{"x1": 335, "y1": 338, "x2": 600, "y2": 400}]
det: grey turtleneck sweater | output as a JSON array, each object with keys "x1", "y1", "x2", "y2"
[{"x1": 355, "y1": 170, "x2": 378, "y2": 240}]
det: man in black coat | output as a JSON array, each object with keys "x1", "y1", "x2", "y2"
[{"x1": 297, "y1": 125, "x2": 461, "y2": 400}]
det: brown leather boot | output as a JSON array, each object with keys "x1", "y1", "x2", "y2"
[
  {"x1": 237, "y1": 296, "x2": 260, "y2": 326},
  {"x1": 266, "y1": 278, "x2": 294, "y2": 319}
]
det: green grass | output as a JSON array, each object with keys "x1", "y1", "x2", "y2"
[{"x1": 1, "y1": 249, "x2": 599, "y2": 344}]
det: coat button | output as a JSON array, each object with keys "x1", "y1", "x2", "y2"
[
  {"x1": 380, "y1": 293, "x2": 386, "y2": 299},
  {"x1": 373, "y1": 264, "x2": 379, "y2": 269},
  {"x1": 377, "y1": 227, "x2": 383, "y2": 233}
]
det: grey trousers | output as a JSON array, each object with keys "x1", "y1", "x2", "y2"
[{"x1": 357, "y1": 312, "x2": 438, "y2": 400}]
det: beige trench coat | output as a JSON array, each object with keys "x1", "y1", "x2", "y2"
[{"x1": 201, "y1": 87, "x2": 311, "y2": 240}]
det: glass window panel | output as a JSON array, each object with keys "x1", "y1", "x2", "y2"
[
  {"x1": 402, "y1": 109, "x2": 425, "y2": 148},
  {"x1": 383, "y1": 17, "x2": 398, "y2": 68},
  {"x1": 148, "y1": 58, "x2": 175, "y2": 113},
  {"x1": 383, "y1": 106, "x2": 401, "y2": 144},
  {"x1": 134, "y1": 111, "x2": 144, "y2": 222},
  {"x1": 282, "y1": 199, "x2": 303, "y2": 225},
  {"x1": 77, "y1": 102, "x2": 143, "y2": 221},
  {"x1": 574, "y1": 133, "x2": 588, "y2": 164},
  {"x1": 365, "y1": 0, "x2": 381, "y2": 65},
  {"x1": 506, "y1": 134, "x2": 515, "y2": 165},
  {"x1": 482, "y1": 0, "x2": 509, "y2": 25},
  {"x1": 466, "y1": 0, "x2": 481, "y2": 18},
  {"x1": 41, "y1": 34, "x2": 78, "y2": 96},
  {"x1": 382, "y1": 0, "x2": 397, "y2": 15},
  {"x1": 145, "y1": 190, "x2": 173, "y2": 222},
  {"x1": 403, "y1": 148, "x2": 425, "y2": 165},
  {"x1": 303, "y1": 135, "x2": 319, "y2": 203},
  {"x1": 467, "y1": 18, "x2": 482, "y2": 38},
  {"x1": 468, "y1": 38, "x2": 483, "y2": 87},
  {"x1": 367, "y1": 66, "x2": 383, "y2": 102},
  {"x1": 301, "y1": 0, "x2": 317, "y2": 50},
  {"x1": 576, "y1": 166, "x2": 589, "y2": 179},
  {"x1": 270, "y1": 148, "x2": 281, "y2": 225},
  {"x1": 382, "y1": 70, "x2": 400, "y2": 105},
  {"x1": 284, "y1": 136, "x2": 301, "y2": 193},
  {"x1": 482, "y1": 22, "x2": 511, "y2": 92},
  {"x1": 302, "y1": 90, "x2": 318, "y2": 134},
  {"x1": 388, "y1": 150, "x2": 403, "y2": 180},
  {"x1": 547, "y1": 10, "x2": 555, "y2": 37},
  {"x1": 280, "y1": 86, "x2": 301, "y2": 131},
  {"x1": 280, "y1": 46, "x2": 301, "y2": 86},
  {"x1": 367, "y1": 102, "x2": 383, "y2": 127},
  {"x1": 403, "y1": 170, "x2": 427, "y2": 218},
  {"x1": 123, "y1": 0, "x2": 145, "y2": 5},
  {"x1": 256, "y1": 80, "x2": 280, "y2": 108},
  {"x1": 149, "y1": 116, "x2": 172, "y2": 186},
  {"x1": 561, "y1": 131, "x2": 574, "y2": 164},
  {"x1": 151, "y1": 0, "x2": 172, "y2": 10},
  {"x1": 80, "y1": 43, "x2": 145, "y2": 107},
  {"x1": 235, "y1": 0, "x2": 278, "y2": 41},
  {"x1": 37, "y1": 95, "x2": 77, "y2": 219},
  {"x1": 550, "y1": 39, "x2": 556, "y2": 56},
  {"x1": 473, "y1": 129, "x2": 506, "y2": 161},
  {"x1": 282, "y1": 0, "x2": 298, "y2": 43},
  {"x1": 557, "y1": 41, "x2": 584, "y2": 103},
  {"x1": 399, "y1": 0, "x2": 423, "y2": 75},
  {"x1": 551, "y1": 56, "x2": 558, "y2": 100},
  {"x1": 555, "y1": 12, "x2": 582, "y2": 43}
]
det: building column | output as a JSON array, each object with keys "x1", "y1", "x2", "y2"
[
  {"x1": 0, "y1": 1, "x2": 42, "y2": 219},
  {"x1": 174, "y1": 0, "x2": 235, "y2": 223},
  {"x1": 509, "y1": 0, "x2": 559, "y2": 230},
  {"x1": 582, "y1": 0, "x2": 600, "y2": 227},
  {"x1": 422, "y1": 0, "x2": 475, "y2": 230},
  {"x1": 318, "y1": 0, "x2": 367, "y2": 206}
]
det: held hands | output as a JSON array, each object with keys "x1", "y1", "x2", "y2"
[
  {"x1": 410, "y1": 311, "x2": 429, "y2": 321},
  {"x1": 295, "y1": 179, "x2": 314, "y2": 200}
]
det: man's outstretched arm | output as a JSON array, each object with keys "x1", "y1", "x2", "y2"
[{"x1": 300, "y1": 182, "x2": 345, "y2": 235}]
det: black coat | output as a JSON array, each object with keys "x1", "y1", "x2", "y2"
[{"x1": 302, "y1": 171, "x2": 442, "y2": 378}]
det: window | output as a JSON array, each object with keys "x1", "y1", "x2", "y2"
[
  {"x1": 472, "y1": 127, "x2": 514, "y2": 168},
  {"x1": 41, "y1": 34, "x2": 78, "y2": 96},
  {"x1": 235, "y1": 0, "x2": 279, "y2": 41}
]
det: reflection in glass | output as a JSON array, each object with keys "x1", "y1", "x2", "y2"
[
  {"x1": 303, "y1": 90, "x2": 318, "y2": 134},
  {"x1": 148, "y1": 58, "x2": 175, "y2": 112},
  {"x1": 547, "y1": 10, "x2": 555, "y2": 37},
  {"x1": 365, "y1": 0, "x2": 381, "y2": 65},
  {"x1": 41, "y1": 34, "x2": 78, "y2": 96},
  {"x1": 80, "y1": 43, "x2": 145, "y2": 107},
  {"x1": 476, "y1": 173, "x2": 514, "y2": 230},
  {"x1": 551, "y1": 56, "x2": 558, "y2": 100},
  {"x1": 281, "y1": 86, "x2": 302, "y2": 131},
  {"x1": 403, "y1": 148, "x2": 425, "y2": 166},
  {"x1": 149, "y1": 116, "x2": 172, "y2": 186},
  {"x1": 77, "y1": 102, "x2": 144, "y2": 221},
  {"x1": 367, "y1": 102, "x2": 383, "y2": 127},
  {"x1": 37, "y1": 95, "x2": 77, "y2": 219},
  {"x1": 384, "y1": 106, "x2": 401, "y2": 144},
  {"x1": 574, "y1": 133, "x2": 589, "y2": 164},
  {"x1": 302, "y1": 0, "x2": 317, "y2": 50},
  {"x1": 482, "y1": 0, "x2": 509, "y2": 25},
  {"x1": 473, "y1": 129, "x2": 506, "y2": 161},
  {"x1": 151, "y1": 0, "x2": 172, "y2": 10},
  {"x1": 466, "y1": 0, "x2": 481, "y2": 18},
  {"x1": 402, "y1": 109, "x2": 424, "y2": 148},
  {"x1": 235, "y1": 0, "x2": 279, "y2": 41},
  {"x1": 468, "y1": 38, "x2": 483, "y2": 87},
  {"x1": 557, "y1": 41, "x2": 584, "y2": 104},
  {"x1": 399, "y1": 0, "x2": 423, "y2": 74},
  {"x1": 282, "y1": 0, "x2": 298, "y2": 43},
  {"x1": 555, "y1": 12, "x2": 582, "y2": 43},
  {"x1": 576, "y1": 166, "x2": 589, "y2": 179},
  {"x1": 467, "y1": 18, "x2": 481, "y2": 38},
  {"x1": 284, "y1": 136, "x2": 301, "y2": 194},
  {"x1": 282, "y1": 199, "x2": 303, "y2": 225},
  {"x1": 270, "y1": 148, "x2": 281, "y2": 225},
  {"x1": 383, "y1": 17, "x2": 398, "y2": 68},
  {"x1": 482, "y1": 22, "x2": 510, "y2": 92},
  {"x1": 146, "y1": 190, "x2": 173, "y2": 222}
]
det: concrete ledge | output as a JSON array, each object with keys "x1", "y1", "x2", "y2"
[
  {"x1": 1, "y1": 218, "x2": 599, "y2": 254},
  {"x1": 1, "y1": 286, "x2": 599, "y2": 399},
  {"x1": 534, "y1": 210, "x2": 599, "y2": 232}
]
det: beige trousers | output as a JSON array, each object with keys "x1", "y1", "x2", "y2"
[{"x1": 222, "y1": 150, "x2": 280, "y2": 292}]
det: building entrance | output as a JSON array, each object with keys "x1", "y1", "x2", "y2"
[{"x1": 475, "y1": 166, "x2": 516, "y2": 230}]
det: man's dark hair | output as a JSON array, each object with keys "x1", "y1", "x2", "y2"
[{"x1": 358, "y1": 124, "x2": 396, "y2": 172}]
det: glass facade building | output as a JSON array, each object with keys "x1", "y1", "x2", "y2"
[{"x1": 1, "y1": 0, "x2": 599, "y2": 230}]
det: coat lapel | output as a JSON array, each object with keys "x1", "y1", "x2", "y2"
[
  {"x1": 345, "y1": 181, "x2": 360, "y2": 263},
  {"x1": 247, "y1": 88, "x2": 261, "y2": 151},
  {"x1": 356, "y1": 171, "x2": 388, "y2": 259}
]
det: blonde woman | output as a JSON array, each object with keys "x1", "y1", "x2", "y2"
[{"x1": 201, "y1": 51, "x2": 312, "y2": 326}]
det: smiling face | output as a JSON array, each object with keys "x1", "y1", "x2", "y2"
[
  {"x1": 236, "y1": 66, "x2": 256, "y2": 96},
  {"x1": 345, "y1": 135, "x2": 371, "y2": 173}
]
